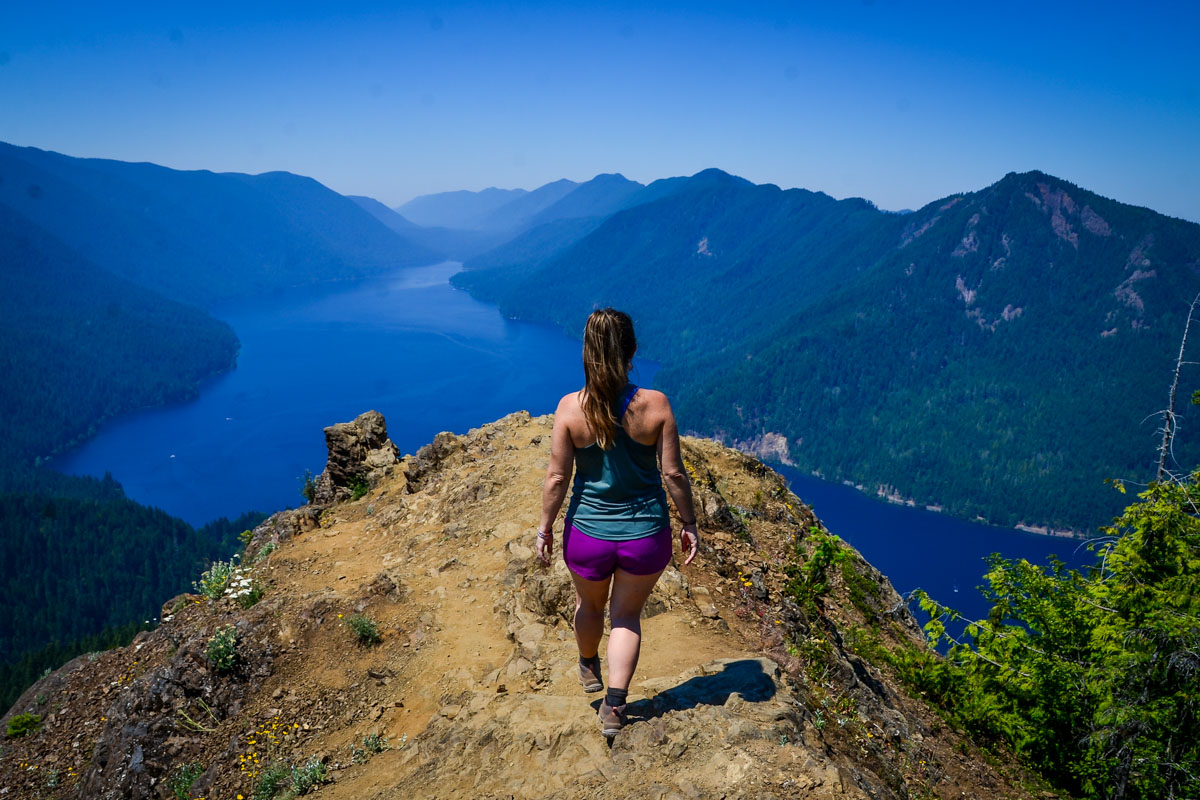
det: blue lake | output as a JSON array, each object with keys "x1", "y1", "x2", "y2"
[
  {"x1": 53, "y1": 261, "x2": 1090, "y2": 623},
  {"x1": 53, "y1": 262, "x2": 659, "y2": 526},
  {"x1": 777, "y1": 469, "x2": 1090, "y2": 623}
]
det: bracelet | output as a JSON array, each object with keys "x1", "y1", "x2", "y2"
[
  {"x1": 679, "y1": 518, "x2": 697, "y2": 526},
  {"x1": 536, "y1": 529, "x2": 552, "y2": 540}
]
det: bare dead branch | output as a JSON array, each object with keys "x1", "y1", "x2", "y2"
[{"x1": 1158, "y1": 293, "x2": 1200, "y2": 481}]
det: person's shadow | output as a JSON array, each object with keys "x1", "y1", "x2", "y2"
[{"x1": 594, "y1": 659, "x2": 777, "y2": 726}]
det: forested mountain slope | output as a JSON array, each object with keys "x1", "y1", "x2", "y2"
[
  {"x1": 668, "y1": 171, "x2": 1200, "y2": 528},
  {"x1": 457, "y1": 173, "x2": 662, "y2": 274},
  {"x1": 455, "y1": 169, "x2": 1200, "y2": 530},
  {"x1": 0, "y1": 203, "x2": 259, "y2": 706},
  {"x1": 0, "y1": 206, "x2": 239, "y2": 465},
  {"x1": 0, "y1": 142, "x2": 440, "y2": 305},
  {"x1": 456, "y1": 168, "x2": 893, "y2": 349},
  {"x1": 522, "y1": 172, "x2": 645, "y2": 228},
  {"x1": 346, "y1": 195, "x2": 422, "y2": 232},
  {"x1": 0, "y1": 483, "x2": 258, "y2": 711},
  {"x1": 471, "y1": 177, "x2": 579, "y2": 231}
]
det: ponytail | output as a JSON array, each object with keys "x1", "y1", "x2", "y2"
[{"x1": 581, "y1": 308, "x2": 637, "y2": 450}]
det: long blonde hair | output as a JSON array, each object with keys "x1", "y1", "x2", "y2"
[{"x1": 581, "y1": 308, "x2": 637, "y2": 450}]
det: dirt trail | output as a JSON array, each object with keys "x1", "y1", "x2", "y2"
[{"x1": 278, "y1": 413, "x2": 793, "y2": 799}]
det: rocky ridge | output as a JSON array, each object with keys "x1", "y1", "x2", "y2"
[{"x1": 1, "y1": 411, "x2": 1043, "y2": 799}]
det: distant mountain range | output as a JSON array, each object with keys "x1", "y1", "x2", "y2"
[
  {"x1": 348, "y1": 195, "x2": 508, "y2": 261},
  {"x1": 395, "y1": 173, "x2": 648, "y2": 232},
  {"x1": 0, "y1": 143, "x2": 439, "y2": 306},
  {"x1": 395, "y1": 185, "x2": 531, "y2": 229},
  {"x1": 454, "y1": 168, "x2": 1200, "y2": 531}
]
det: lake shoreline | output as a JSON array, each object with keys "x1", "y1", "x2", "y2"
[
  {"x1": 712, "y1": 440, "x2": 1089, "y2": 541},
  {"x1": 48, "y1": 260, "x2": 1091, "y2": 542}
]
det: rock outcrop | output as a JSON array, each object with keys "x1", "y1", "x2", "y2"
[
  {"x1": 1, "y1": 412, "x2": 1040, "y2": 799},
  {"x1": 312, "y1": 409, "x2": 401, "y2": 504}
]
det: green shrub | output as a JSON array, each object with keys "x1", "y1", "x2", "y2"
[
  {"x1": 253, "y1": 761, "x2": 290, "y2": 800},
  {"x1": 233, "y1": 576, "x2": 265, "y2": 609},
  {"x1": 205, "y1": 625, "x2": 238, "y2": 672},
  {"x1": 299, "y1": 471, "x2": 317, "y2": 504},
  {"x1": 345, "y1": 614, "x2": 381, "y2": 646},
  {"x1": 252, "y1": 757, "x2": 327, "y2": 800},
  {"x1": 908, "y1": 471, "x2": 1200, "y2": 800},
  {"x1": 6, "y1": 713, "x2": 41, "y2": 738},
  {"x1": 167, "y1": 763, "x2": 203, "y2": 800},
  {"x1": 194, "y1": 559, "x2": 236, "y2": 601},
  {"x1": 352, "y1": 733, "x2": 388, "y2": 763},
  {"x1": 238, "y1": 582, "x2": 265, "y2": 609},
  {"x1": 784, "y1": 528, "x2": 846, "y2": 610},
  {"x1": 350, "y1": 476, "x2": 369, "y2": 501},
  {"x1": 289, "y1": 756, "x2": 328, "y2": 794},
  {"x1": 840, "y1": 558, "x2": 882, "y2": 623},
  {"x1": 253, "y1": 541, "x2": 277, "y2": 564}
]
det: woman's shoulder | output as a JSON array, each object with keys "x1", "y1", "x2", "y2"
[
  {"x1": 631, "y1": 386, "x2": 670, "y2": 409},
  {"x1": 627, "y1": 387, "x2": 673, "y2": 425},
  {"x1": 555, "y1": 390, "x2": 584, "y2": 417}
]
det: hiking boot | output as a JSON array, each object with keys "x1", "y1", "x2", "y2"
[
  {"x1": 578, "y1": 660, "x2": 603, "y2": 693},
  {"x1": 598, "y1": 700, "x2": 626, "y2": 738}
]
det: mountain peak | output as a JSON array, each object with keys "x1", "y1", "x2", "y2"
[
  {"x1": 689, "y1": 167, "x2": 751, "y2": 185},
  {"x1": 991, "y1": 169, "x2": 1077, "y2": 193},
  {"x1": 587, "y1": 172, "x2": 634, "y2": 184}
]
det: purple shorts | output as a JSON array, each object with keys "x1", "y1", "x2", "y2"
[{"x1": 563, "y1": 523, "x2": 672, "y2": 581}]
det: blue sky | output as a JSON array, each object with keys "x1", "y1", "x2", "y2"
[{"x1": 2, "y1": 1, "x2": 1197, "y2": 220}]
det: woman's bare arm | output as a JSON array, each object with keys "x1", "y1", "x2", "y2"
[
  {"x1": 657, "y1": 395, "x2": 699, "y2": 565},
  {"x1": 538, "y1": 397, "x2": 576, "y2": 563}
]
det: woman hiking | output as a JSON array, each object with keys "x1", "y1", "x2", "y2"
[{"x1": 536, "y1": 307, "x2": 700, "y2": 737}]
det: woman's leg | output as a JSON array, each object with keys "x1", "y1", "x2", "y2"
[
  {"x1": 605, "y1": 567, "x2": 665, "y2": 691},
  {"x1": 569, "y1": 569, "x2": 612, "y2": 660}
]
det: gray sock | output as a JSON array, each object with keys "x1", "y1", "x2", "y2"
[{"x1": 605, "y1": 687, "x2": 628, "y2": 708}]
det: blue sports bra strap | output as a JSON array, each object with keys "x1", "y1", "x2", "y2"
[{"x1": 617, "y1": 383, "x2": 639, "y2": 421}]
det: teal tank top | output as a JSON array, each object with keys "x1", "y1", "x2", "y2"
[{"x1": 565, "y1": 384, "x2": 670, "y2": 541}]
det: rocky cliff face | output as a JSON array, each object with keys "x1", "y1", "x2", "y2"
[{"x1": 1, "y1": 412, "x2": 1040, "y2": 799}]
